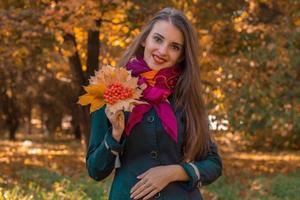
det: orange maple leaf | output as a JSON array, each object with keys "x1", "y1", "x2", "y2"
[{"x1": 78, "y1": 65, "x2": 146, "y2": 113}]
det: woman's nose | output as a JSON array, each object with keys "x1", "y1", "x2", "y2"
[{"x1": 158, "y1": 44, "x2": 168, "y2": 55}]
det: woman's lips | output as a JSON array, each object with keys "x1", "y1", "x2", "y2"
[{"x1": 152, "y1": 54, "x2": 166, "y2": 65}]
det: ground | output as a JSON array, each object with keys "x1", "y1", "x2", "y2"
[{"x1": 0, "y1": 132, "x2": 300, "y2": 200}]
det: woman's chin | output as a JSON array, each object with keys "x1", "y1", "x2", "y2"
[{"x1": 149, "y1": 62, "x2": 169, "y2": 71}]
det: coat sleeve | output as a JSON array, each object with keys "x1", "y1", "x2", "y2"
[
  {"x1": 179, "y1": 141, "x2": 222, "y2": 191},
  {"x1": 86, "y1": 105, "x2": 126, "y2": 181}
]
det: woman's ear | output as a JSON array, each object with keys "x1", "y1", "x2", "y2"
[{"x1": 141, "y1": 41, "x2": 145, "y2": 47}]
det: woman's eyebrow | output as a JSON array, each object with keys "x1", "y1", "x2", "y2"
[
  {"x1": 153, "y1": 32, "x2": 183, "y2": 46},
  {"x1": 153, "y1": 32, "x2": 164, "y2": 38},
  {"x1": 171, "y1": 41, "x2": 183, "y2": 47}
]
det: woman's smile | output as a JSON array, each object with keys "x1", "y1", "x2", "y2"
[{"x1": 152, "y1": 54, "x2": 167, "y2": 65}]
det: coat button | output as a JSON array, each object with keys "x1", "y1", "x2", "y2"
[
  {"x1": 150, "y1": 151, "x2": 158, "y2": 159},
  {"x1": 147, "y1": 116, "x2": 155, "y2": 123},
  {"x1": 154, "y1": 192, "x2": 161, "y2": 198}
]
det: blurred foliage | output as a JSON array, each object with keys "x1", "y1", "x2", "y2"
[{"x1": 0, "y1": 0, "x2": 299, "y2": 149}]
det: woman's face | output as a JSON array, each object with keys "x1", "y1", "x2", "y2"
[{"x1": 142, "y1": 20, "x2": 184, "y2": 71}]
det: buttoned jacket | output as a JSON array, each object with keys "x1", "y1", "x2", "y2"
[{"x1": 86, "y1": 96, "x2": 222, "y2": 200}]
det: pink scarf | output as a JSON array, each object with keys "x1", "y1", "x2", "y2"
[{"x1": 124, "y1": 57, "x2": 182, "y2": 143}]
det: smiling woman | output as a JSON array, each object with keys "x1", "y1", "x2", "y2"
[
  {"x1": 86, "y1": 7, "x2": 222, "y2": 200},
  {"x1": 141, "y1": 20, "x2": 184, "y2": 71}
]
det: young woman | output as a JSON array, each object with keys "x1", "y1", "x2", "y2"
[{"x1": 86, "y1": 7, "x2": 222, "y2": 200}]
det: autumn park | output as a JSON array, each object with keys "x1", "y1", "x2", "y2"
[{"x1": 1, "y1": 0, "x2": 300, "y2": 199}]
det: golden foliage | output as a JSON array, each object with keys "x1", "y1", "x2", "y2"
[{"x1": 78, "y1": 65, "x2": 146, "y2": 113}]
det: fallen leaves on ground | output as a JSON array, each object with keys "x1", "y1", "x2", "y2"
[{"x1": 1, "y1": 132, "x2": 300, "y2": 199}]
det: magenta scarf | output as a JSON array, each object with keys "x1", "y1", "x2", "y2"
[{"x1": 124, "y1": 57, "x2": 182, "y2": 143}]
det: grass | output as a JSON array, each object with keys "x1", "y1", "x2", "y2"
[
  {"x1": 0, "y1": 168, "x2": 110, "y2": 200},
  {"x1": 204, "y1": 169, "x2": 300, "y2": 200},
  {"x1": 1, "y1": 168, "x2": 300, "y2": 199}
]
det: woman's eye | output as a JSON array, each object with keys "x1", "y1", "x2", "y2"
[
  {"x1": 171, "y1": 45, "x2": 180, "y2": 51},
  {"x1": 153, "y1": 36, "x2": 162, "y2": 43}
]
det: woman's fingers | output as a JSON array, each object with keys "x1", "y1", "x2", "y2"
[
  {"x1": 130, "y1": 179, "x2": 154, "y2": 199},
  {"x1": 142, "y1": 189, "x2": 159, "y2": 200},
  {"x1": 116, "y1": 110, "x2": 124, "y2": 119},
  {"x1": 105, "y1": 107, "x2": 125, "y2": 131},
  {"x1": 132, "y1": 184, "x2": 153, "y2": 200},
  {"x1": 105, "y1": 107, "x2": 121, "y2": 120},
  {"x1": 137, "y1": 170, "x2": 149, "y2": 179},
  {"x1": 116, "y1": 113, "x2": 125, "y2": 129},
  {"x1": 104, "y1": 107, "x2": 114, "y2": 118},
  {"x1": 130, "y1": 179, "x2": 144, "y2": 194}
]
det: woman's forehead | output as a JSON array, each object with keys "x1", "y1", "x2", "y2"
[{"x1": 150, "y1": 20, "x2": 184, "y2": 44}]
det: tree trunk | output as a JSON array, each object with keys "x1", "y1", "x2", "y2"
[
  {"x1": 82, "y1": 19, "x2": 102, "y2": 147},
  {"x1": 87, "y1": 19, "x2": 101, "y2": 75},
  {"x1": 64, "y1": 33, "x2": 87, "y2": 86},
  {"x1": 79, "y1": 106, "x2": 91, "y2": 150},
  {"x1": 25, "y1": 103, "x2": 32, "y2": 135},
  {"x1": 1, "y1": 87, "x2": 19, "y2": 141},
  {"x1": 64, "y1": 32, "x2": 93, "y2": 148},
  {"x1": 64, "y1": 18, "x2": 102, "y2": 149},
  {"x1": 7, "y1": 101, "x2": 19, "y2": 141},
  {"x1": 74, "y1": 124, "x2": 81, "y2": 140},
  {"x1": 71, "y1": 103, "x2": 82, "y2": 140},
  {"x1": 40, "y1": 111, "x2": 48, "y2": 135},
  {"x1": 9, "y1": 117, "x2": 18, "y2": 140}
]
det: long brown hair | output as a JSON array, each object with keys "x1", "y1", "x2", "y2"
[{"x1": 119, "y1": 7, "x2": 211, "y2": 161}]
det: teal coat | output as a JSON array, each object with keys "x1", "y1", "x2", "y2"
[{"x1": 86, "y1": 97, "x2": 222, "y2": 200}]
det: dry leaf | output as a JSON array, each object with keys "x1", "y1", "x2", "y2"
[{"x1": 78, "y1": 65, "x2": 145, "y2": 113}]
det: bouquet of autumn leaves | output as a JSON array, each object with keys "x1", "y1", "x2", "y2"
[{"x1": 78, "y1": 65, "x2": 146, "y2": 114}]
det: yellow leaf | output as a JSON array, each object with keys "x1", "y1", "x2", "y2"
[
  {"x1": 83, "y1": 84, "x2": 105, "y2": 97},
  {"x1": 112, "y1": 18, "x2": 120, "y2": 23},
  {"x1": 78, "y1": 65, "x2": 146, "y2": 114},
  {"x1": 117, "y1": 68, "x2": 130, "y2": 81},
  {"x1": 90, "y1": 99, "x2": 105, "y2": 113},
  {"x1": 122, "y1": 26, "x2": 129, "y2": 33},
  {"x1": 77, "y1": 94, "x2": 94, "y2": 106},
  {"x1": 123, "y1": 78, "x2": 138, "y2": 89},
  {"x1": 294, "y1": 19, "x2": 300, "y2": 27}
]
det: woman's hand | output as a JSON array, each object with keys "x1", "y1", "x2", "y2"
[
  {"x1": 130, "y1": 165, "x2": 177, "y2": 200},
  {"x1": 105, "y1": 107, "x2": 124, "y2": 142}
]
